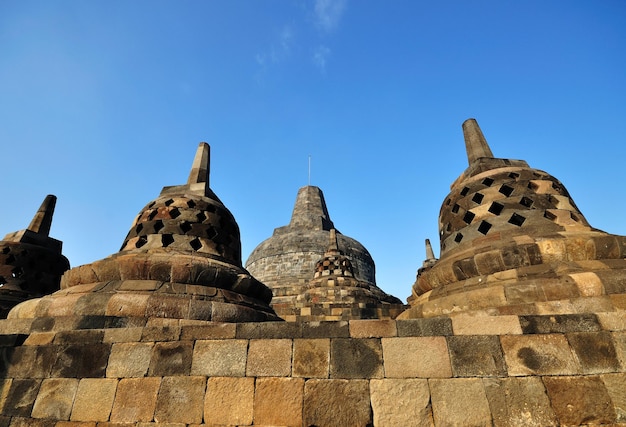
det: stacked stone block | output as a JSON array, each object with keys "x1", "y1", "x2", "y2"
[{"x1": 0, "y1": 312, "x2": 624, "y2": 425}]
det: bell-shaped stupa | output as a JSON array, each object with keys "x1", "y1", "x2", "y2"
[
  {"x1": 246, "y1": 185, "x2": 401, "y2": 320},
  {"x1": 0, "y1": 195, "x2": 69, "y2": 317},
  {"x1": 10, "y1": 143, "x2": 279, "y2": 322},
  {"x1": 400, "y1": 119, "x2": 626, "y2": 318}
]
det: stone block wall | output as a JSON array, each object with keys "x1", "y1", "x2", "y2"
[{"x1": 0, "y1": 313, "x2": 625, "y2": 426}]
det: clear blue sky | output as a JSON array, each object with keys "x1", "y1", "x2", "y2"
[{"x1": 1, "y1": 1, "x2": 625, "y2": 301}]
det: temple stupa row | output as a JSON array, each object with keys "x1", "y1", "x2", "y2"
[{"x1": 4, "y1": 119, "x2": 626, "y2": 323}]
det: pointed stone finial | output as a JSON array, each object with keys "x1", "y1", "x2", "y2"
[
  {"x1": 463, "y1": 118, "x2": 494, "y2": 165},
  {"x1": 288, "y1": 186, "x2": 335, "y2": 231},
  {"x1": 329, "y1": 228, "x2": 339, "y2": 252},
  {"x1": 187, "y1": 142, "x2": 210, "y2": 187},
  {"x1": 27, "y1": 195, "x2": 56, "y2": 237},
  {"x1": 425, "y1": 238, "x2": 435, "y2": 261}
]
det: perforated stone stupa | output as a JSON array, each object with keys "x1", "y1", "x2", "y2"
[
  {"x1": 401, "y1": 118, "x2": 626, "y2": 318},
  {"x1": 0, "y1": 195, "x2": 69, "y2": 318},
  {"x1": 10, "y1": 143, "x2": 279, "y2": 322},
  {"x1": 246, "y1": 185, "x2": 403, "y2": 320}
]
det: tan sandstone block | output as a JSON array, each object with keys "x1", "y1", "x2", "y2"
[
  {"x1": 430, "y1": 378, "x2": 492, "y2": 426},
  {"x1": 23, "y1": 332, "x2": 56, "y2": 346},
  {"x1": 110, "y1": 377, "x2": 161, "y2": 422},
  {"x1": 31, "y1": 378, "x2": 79, "y2": 420},
  {"x1": 597, "y1": 312, "x2": 626, "y2": 331},
  {"x1": 191, "y1": 339, "x2": 248, "y2": 376},
  {"x1": 106, "y1": 342, "x2": 153, "y2": 378},
  {"x1": 103, "y1": 327, "x2": 144, "y2": 343},
  {"x1": 254, "y1": 377, "x2": 304, "y2": 426},
  {"x1": 500, "y1": 334, "x2": 580, "y2": 376},
  {"x1": 246, "y1": 339, "x2": 292, "y2": 377},
  {"x1": 570, "y1": 271, "x2": 604, "y2": 296},
  {"x1": 293, "y1": 339, "x2": 330, "y2": 378},
  {"x1": 382, "y1": 337, "x2": 452, "y2": 378},
  {"x1": 56, "y1": 422, "x2": 96, "y2": 427},
  {"x1": 204, "y1": 377, "x2": 254, "y2": 426},
  {"x1": 349, "y1": 319, "x2": 397, "y2": 338},
  {"x1": 602, "y1": 373, "x2": 626, "y2": 422},
  {"x1": 154, "y1": 376, "x2": 205, "y2": 424},
  {"x1": 71, "y1": 378, "x2": 118, "y2": 421},
  {"x1": 370, "y1": 379, "x2": 433, "y2": 426},
  {"x1": 452, "y1": 313, "x2": 522, "y2": 335},
  {"x1": 106, "y1": 293, "x2": 149, "y2": 317},
  {"x1": 304, "y1": 379, "x2": 371, "y2": 427}
]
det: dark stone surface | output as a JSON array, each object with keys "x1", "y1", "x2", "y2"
[
  {"x1": 567, "y1": 331, "x2": 621, "y2": 373},
  {"x1": 448, "y1": 335, "x2": 507, "y2": 377},
  {"x1": 148, "y1": 341, "x2": 193, "y2": 376},
  {"x1": 330, "y1": 338, "x2": 382, "y2": 379},
  {"x1": 236, "y1": 321, "x2": 300, "y2": 339},
  {"x1": 3, "y1": 346, "x2": 58, "y2": 379},
  {"x1": 396, "y1": 318, "x2": 453, "y2": 336},
  {"x1": 50, "y1": 343, "x2": 110, "y2": 378},
  {"x1": 53, "y1": 330, "x2": 105, "y2": 344},
  {"x1": 519, "y1": 314, "x2": 601, "y2": 334},
  {"x1": 1, "y1": 378, "x2": 41, "y2": 416},
  {"x1": 302, "y1": 321, "x2": 350, "y2": 338}
]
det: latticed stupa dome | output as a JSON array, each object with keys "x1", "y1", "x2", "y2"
[
  {"x1": 401, "y1": 119, "x2": 626, "y2": 318},
  {"x1": 0, "y1": 195, "x2": 69, "y2": 317},
  {"x1": 10, "y1": 143, "x2": 279, "y2": 322}
]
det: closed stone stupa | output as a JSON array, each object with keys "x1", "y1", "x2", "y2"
[
  {"x1": 246, "y1": 185, "x2": 403, "y2": 320},
  {"x1": 10, "y1": 143, "x2": 279, "y2": 323},
  {"x1": 0, "y1": 195, "x2": 69, "y2": 318},
  {"x1": 400, "y1": 118, "x2": 626, "y2": 318}
]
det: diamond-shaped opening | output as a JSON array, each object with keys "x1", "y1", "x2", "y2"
[
  {"x1": 148, "y1": 201, "x2": 156, "y2": 208},
  {"x1": 164, "y1": 199, "x2": 174, "y2": 206},
  {"x1": 0, "y1": 276, "x2": 5, "y2": 285},
  {"x1": 544, "y1": 210, "x2": 557, "y2": 221},
  {"x1": 445, "y1": 199, "x2": 451, "y2": 206},
  {"x1": 454, "y1": 233, "x2": 463, "y2": 243},
  {"x1": 508, "y1": 213, "x2": 526, "y2": 226},
  {"x1": 148, "y1": 210, "x2": 158, "y2": 220},
  {"x1": 187, "y1": 200, "x2": 196, "y2": 208},
  {"x1": 161, "y1": 234, "x2": 174, "y2": 247},
  {"x1": 499, "y1": 185, "x2": 514, "y2": 197},
  {"x1": 153, "y1": 220, "x2": 164, "y2": 232},
  {"x1": 528, "y1": 181, "x2": 539, "y2": 191},
  {"x1": 552, "y1": 181, "x2": 562, "y2": 192},
  {"x1": 520, "y1": 197, "x2": 534, "y2": 208},
  {"x1": 206, "y1": 227, "x2": 217, "y2": 239},
  {"x1": 451, "y1": 204, "x2": 460, "y2": 214},
  {"x1": 488, "y1": 202, "x2": 504, "y2": 216},
  {"x1": 196, "y1": 212, "x2": 207, "y2": 222},
  {"x1": 477, "y1": 220, "x2": 492, "y2": 235},
  {"x1": 170, "y1": 208, "x2": 181, "y2": 219},
  {"x1": 190, "y1": 238, "x2": 202, "y2": 251},
  {"x1": 463, "y1": 211, "x2": 475, "y2": 224},
  {"x1": 135, "y1": 235, "x2": 148, "y2": 248},
  {"x1": 446, "y1": 223, "x2": 451, "y2": 231},
  {"x1": 11, "y1": 267, "x2": 23, "y2": 278},
  {"x1": 472, "y1": 193, "x2": 484, "y2": 204},
  {"x1": 180, "y1": 221, "x2": 192, "y2": 233},
  {"x1": 508, "y1": 172, "x2": 520, "y2": 180},
  {"x1": 135, "y1": 223, "x2": 144, "y2": 233},
  {"x1": 570, "y1": 212, "x2": 581, "y2": 222},
  {"x1": 460, "y1": 187, "x2": 470, "y2": 196},
  {"x1": 482, "y1": 177, "x2": 494, "y2": 187}
]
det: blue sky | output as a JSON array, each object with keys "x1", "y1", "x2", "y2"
[{"x1": 1, "y1": 1, "x2": 625, "y2": 301}]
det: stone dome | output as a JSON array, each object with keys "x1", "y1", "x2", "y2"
[
  {"x1": 0, "y1": 195, "x2": 69, "y2": 317},
  {"x1": 245, "y1": 185, "x2": 402, "y2": 320},
  {"x1": 401, "y1": 119, "x2": 626, "y2": 318},
  {"x1": 10, "y1": 143, "x2": 279, "y2": 322}
]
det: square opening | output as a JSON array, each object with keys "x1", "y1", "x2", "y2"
[
  {"x1": 452, "y1": 204, "x2": 460, "y2": 214},
  {"x1": 472, "y1": 193, "x2": 484, "y2": 204},
  {"x1": 488, "y1": 202, "x2": 504, "y2": 215},
  {"x1": 508, "y1": 213, "x2": 526, "y2": 226},
  {"x1": 499, "y1": 185, "x2": 514, "y2": 197},
  {"x1": 477, "y1": 221, "x2": 492, "y2": 235},
  {"x1": 508, "y1": 172, "x2": 520, "y2": 180},
  {"x1": 482, "y1": 177, "x2": 494, "y2": 187},
  {"x1": 519, "y1": 196, "x2": 534, "y2": 208},
  {"x1": 454, "y1": 233, "x2": 463, "y2": 243},
  {"x1": 460, "y1": 187, "x2": 470, "y2": 196},
  {"x1": 463, "y1": 211, "x2": 475, "y2": 224}
]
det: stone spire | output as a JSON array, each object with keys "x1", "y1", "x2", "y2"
[
  {"x1": 187, "y1": 142, "x2": 210, "y2": 193},
  {"x1": 288, "y1": 186, "x2": 334, "y2": 231},
  {"x1": 26, "y1": 194, "x2": 55, "y2": 237},
  {"x1": 463, "y1": 118, "x2": 494, "y2": 164},
  {"x1": 424, "y1": 238, "x2": 436, "y2": 262}
]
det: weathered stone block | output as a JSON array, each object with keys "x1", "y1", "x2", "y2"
[
  {"x1": 370, "y1": 379, "x2": 433, "y2": 426},
  {"x1": 349, "y1": 319, "x2": 397, "y2": 338},
  {"x1": 429, "y1": 378, "x2": 492, "y2": 426},
  {"x1": 304, "y1": 379, "x2": 371, "y2": 427},
  {"x1": 70, "y1": 378, "x2": 118, "y2": 422},
  {"x1": 293, "y1": 339, "x2": 330, "y2": 378},
  {"x1": 31, "y1": 378, "x2": 79, "y2": 420},
  {"x1": 567, "y1": 331, "x2": 621, "y2": 373},
  {"x1": 153, "y1": 376, "x2": 205, "y2": 424},
  {"x1": 246, "y1": 339, "x2": 292, "y2": 377},
  {"x1": 382, "y1": 337, "x2": 452, "y2": 378},
  {"x1": 51, "y1": 344, "x2": 110, "y2": 378},
  {"x1": 236, "y1": 321, "x2": 300, "y2": 339},
  {"x1": 23, "y1": 332, "x2": 55, "y2": 346},
  {"x1": 141, "y1": 319, "x2": 180, "y2": 342},
  {"x1": 452, "y1": 314, "x2": 522, "y2": 335},
  {"x1": 500, "y1": 334, "x2": 579, "y2": 376},
  {"x1": 106, "y1": 293, "x2": 149, "y2": 317},
  {"x1": 254, "y1": 377, "x2": 304, "y2": 426},
  {"x1": 179, "y1": 322, "x2": 236, "y2": 340},
  {"x1": 396, "y1": 318, "x2": 453, "y2": 336},
  {"x1": 204, "y1": 377, "x2": 254, "y2": 426},
  {"x1": 110, "y1": 377, "x2": 161, "y2": 422},
  {"x1": 447, "y1": 335, "x2": 507, "y2": 377},
  {"x1": 483, "y1": 377, "x2": 557, "y2": 426},
  {"x1": 519, "y1": 313, "x2": 600, "y2": 334},
  {"x1": 1, "y1": 378, "x2": 41, "y2": 417},
  {"x1": 190, "y1": 339, "x2": 247, "y2": 376},
  {"x1": 301, "y1": 321, "x2": 350, "y2": 338},
  {"x1": 602, "y1": 373, "x2": 626, "y2": 422},
  {"x1": 106, "y1": 342, "x2": 153, "y2": 378},
  {"x1": 148, "y1": 341, "x2": 193, "y2": 376},
  {"x1": 597, "y1": 312, "x2": 626, "y2": 331},
  {"x1": 4, "y1": 346, "x2": 57, "y2": 379},
  {"x1": 330, "y1": 338, "x2": 383, "y2": 379},
  {"x1": 103, "y1": 327, "x2": 143, "y2": 343},
  {"x1": 543, "y1": 375, "x2": 617, "y2": 425}
]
